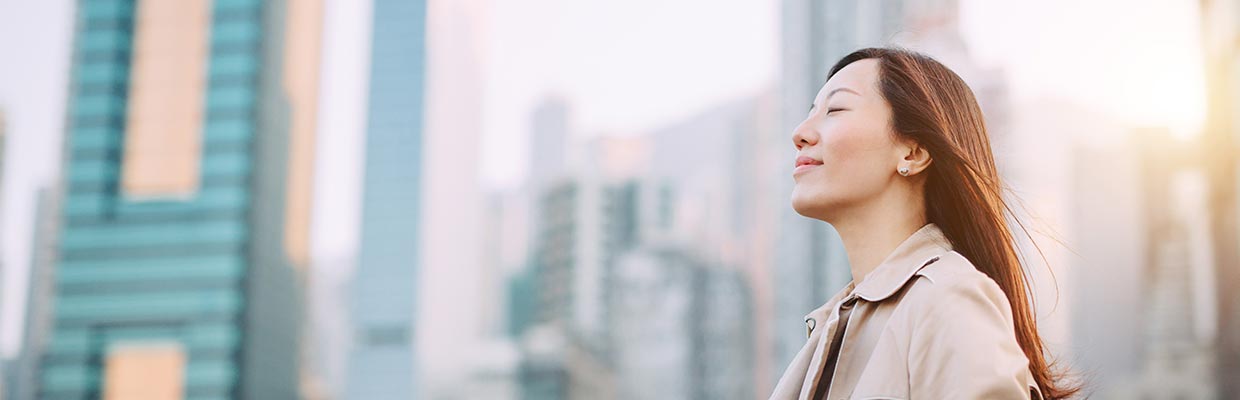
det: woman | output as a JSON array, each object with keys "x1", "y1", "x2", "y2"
[{"x1": 770, "y1": 48, "x2": 1078, "y2": 400}]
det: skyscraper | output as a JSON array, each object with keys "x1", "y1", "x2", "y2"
[
  {"x1": 346, "y1": 0, "x2": 426, "y2": 398},
  {"x1": 610, "y1": 243, "x2": 755, "y2": 400},
  {"x1": 1200, "y1": 0, "x2": 1240, "y2": 396},
  {"x1": 0, "y1": 108, "x2": 7, "y2": 400},
  {"x1": 12, "y1": 187, "x2": 60, "y2": 400},
  {"x1": 519, "y1": 173, "x2": 618, "y2": 400},
  {"x1": 669, "y1": 96, "x2": 777, "y2": 399},
  {"x1": 39, "y1": 0, "x2": 320, "y2": 398},
  {"x1": 0, "y1": 109, "x2": 6, "y2": 204},
  {"x1": 1053, "y1": 101, "x2": 1145, "y2": 396}
]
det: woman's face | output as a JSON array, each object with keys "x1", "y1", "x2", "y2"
[{"x1": 791, "y1": 59, "x2": 904, "y2": 222}]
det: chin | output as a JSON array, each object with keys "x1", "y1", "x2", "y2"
[{"x1": 790, "y1": 191, "x2": 831, "y2": 221}]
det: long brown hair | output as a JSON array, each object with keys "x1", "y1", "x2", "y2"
[{"x1": 827, "y1": 47, "x2": 1078, "y2": 399}]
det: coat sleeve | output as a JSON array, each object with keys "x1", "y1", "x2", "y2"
[{"x1": 906, "y1": 273, "x2": 1039, "y2": 399}]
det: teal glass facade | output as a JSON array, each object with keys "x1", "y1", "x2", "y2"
[
  {"x1": 346, "y1": 0, "x2": 426, "y2": 398},
  {"x1": 40, "y1": 0, "x2": 303, "y2": 398}
]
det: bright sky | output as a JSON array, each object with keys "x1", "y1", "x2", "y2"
[
  {"x1": 479, "y1": 0, "x2": 780, "y2": 189},
  {"x1": 961, "y1": 0, "x2": 1206, "y2": 138},
  {"x1": 0, "y1": 0, "x2": 73, "y2": 358},
  {"x1": 0, "y1": 0, "x2": 1207, "y2": 357}
]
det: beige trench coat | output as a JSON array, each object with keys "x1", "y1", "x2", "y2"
[{"x1": 769, "y1": 223, "x2": 1041, "y2": 400}]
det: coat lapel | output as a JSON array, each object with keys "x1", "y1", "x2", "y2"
[{"x1": 768, "y1": 223, "x2": 954, "y2": 399}]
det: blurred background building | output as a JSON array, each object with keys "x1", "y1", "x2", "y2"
[
  {"x1": 19, "y1": 0, "x2": 320, "y2": 398},
  {"x1": 344, "y1": 0, "x2": 426, "y2": 398},
  {"x1": 0, "y1": 0, "x2": 1234, "y2": 399},
  {"x1": 1200, "y1": 1, "x2": 1240, "y2": 397}
]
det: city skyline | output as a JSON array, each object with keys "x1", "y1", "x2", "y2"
[
  {"x1": 0, "y1": 3, "x2": 1211, "y2": 359},
  {"x1": 0, "y1": 0, "x2": 1227, "y2": 399}
]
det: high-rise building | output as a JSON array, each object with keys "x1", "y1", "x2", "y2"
[
  {"x1": 688, "y1": 261, "x2": 754, "y2": 400},
  {"x1": 0, "y1": 109, "x2": 7, "y2": 400},
  {"x1": 529, "y1": 176, "x2": 622, "y2": 354},
  {"x1": 1096, "y1": 128, "x2": 1219, "y2": 399},
  {"x1": 1057, "y1": 103, "x2": 1145, "y2": 396},
  {"x1": 1200, "y1": 0, "x2": 1240, "y2": 396},
  {"x1": 519, "y1": 137, "x2": 653, "y2": 400},
  {"x1": 418, "y1": 0, "x2": 487, "y2": 394},
  {"x1": 610, "y1": 244, "x2": 755, "y2": 400},
  {"x1": 0, "y1": 109, "x2": 6, "y2": 204},
  {"x1": 488, "y1": 97, "x2": 573, "y2": 400},
  {"x1": 519, "y1": 173, "x2": 619, "y2": 399},
  {"x1": 530, "y1": 98, "x2": 570, "y2": 189},
  {"x1": 39, "y1": 0, "x2": 320, "y2": 398},
  {"x1": 643, "y1": 94, "x2": 775, "y2": 398},
  {"x1": 301, "y1": 255, "x2": 353, "y2": 400},
  {"x1": 346, "y1": 0, "x2": 427, "y2": 398},
  {"x1": 1137, "y1": 142, "x2": 1217, "y2": 398},
  {"x1": 11, "y1": 187, "x2": 60, "y2": 400},
  {"x1": 529, "y1": 92, "x2": 771, "y2": 397}
]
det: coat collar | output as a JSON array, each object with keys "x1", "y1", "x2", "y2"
[
  {"x1": 803, "y1": 223, "x2": 954, "y2": 323},
  {"x1": 852, "y1": 222, "x2": 954, "y2": 302}
]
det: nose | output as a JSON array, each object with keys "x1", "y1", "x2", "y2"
[{"x1": 791, "y1": 118, "x2": 818, "y2": 151}]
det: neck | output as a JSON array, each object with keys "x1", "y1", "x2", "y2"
[{"x1": 829, "y1": 185, "x2": 927, "y2": 286}]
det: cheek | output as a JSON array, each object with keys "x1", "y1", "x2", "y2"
[
  {"x1": 821, "y1": 129, "x2": 865, "y2": 169},
  {"x1": 791, "y1": 123, "x2": 893, "y2": 215},
  {"x1": 821, "y1": 124, "x2": 891, "y2": 180}
]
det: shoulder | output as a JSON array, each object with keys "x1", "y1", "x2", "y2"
[
  {"x1": 890, "y1": 252, "x2": 1037, "y2": 398},
  {"x1": 898, "y1": 251, "x2": 1016, "y2": 325},
  {"x1": 906, "y1": 251, "x2": 1011, "y2": 309}
]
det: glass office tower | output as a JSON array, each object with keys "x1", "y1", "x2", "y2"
[
  {"x1": 346, "y1": 0, "x2": 427, "y2": 398},
  {"x1": 39, "y1": 0, "x2": 320, "y2": 398}
]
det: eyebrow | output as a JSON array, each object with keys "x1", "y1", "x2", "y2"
[
  {"x1": 828, "y1": 87, "x2": 861, "y2": 98},
  {"x1": 810, "y1": 87, "x2": 861, "y2": 111}
]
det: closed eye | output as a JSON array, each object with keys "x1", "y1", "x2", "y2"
[{"x1": 826, "y1": 108, "x2": 846, "y2": 114}]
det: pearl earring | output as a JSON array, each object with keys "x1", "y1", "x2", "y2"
[{"x1": 898, "y1": 166, "x2": 910, "y2": 176}]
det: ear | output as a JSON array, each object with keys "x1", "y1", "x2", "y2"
[{"x1": 896, "y1": 139, "x2": 932, "y2": 177}]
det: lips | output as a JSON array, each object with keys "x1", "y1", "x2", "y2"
[
  {"x1": 795, "y1": 156, "x2": 823, "y2": 168},
  {"x1": 793, "y1": 155, "x2": 823, "y2": 176}
]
